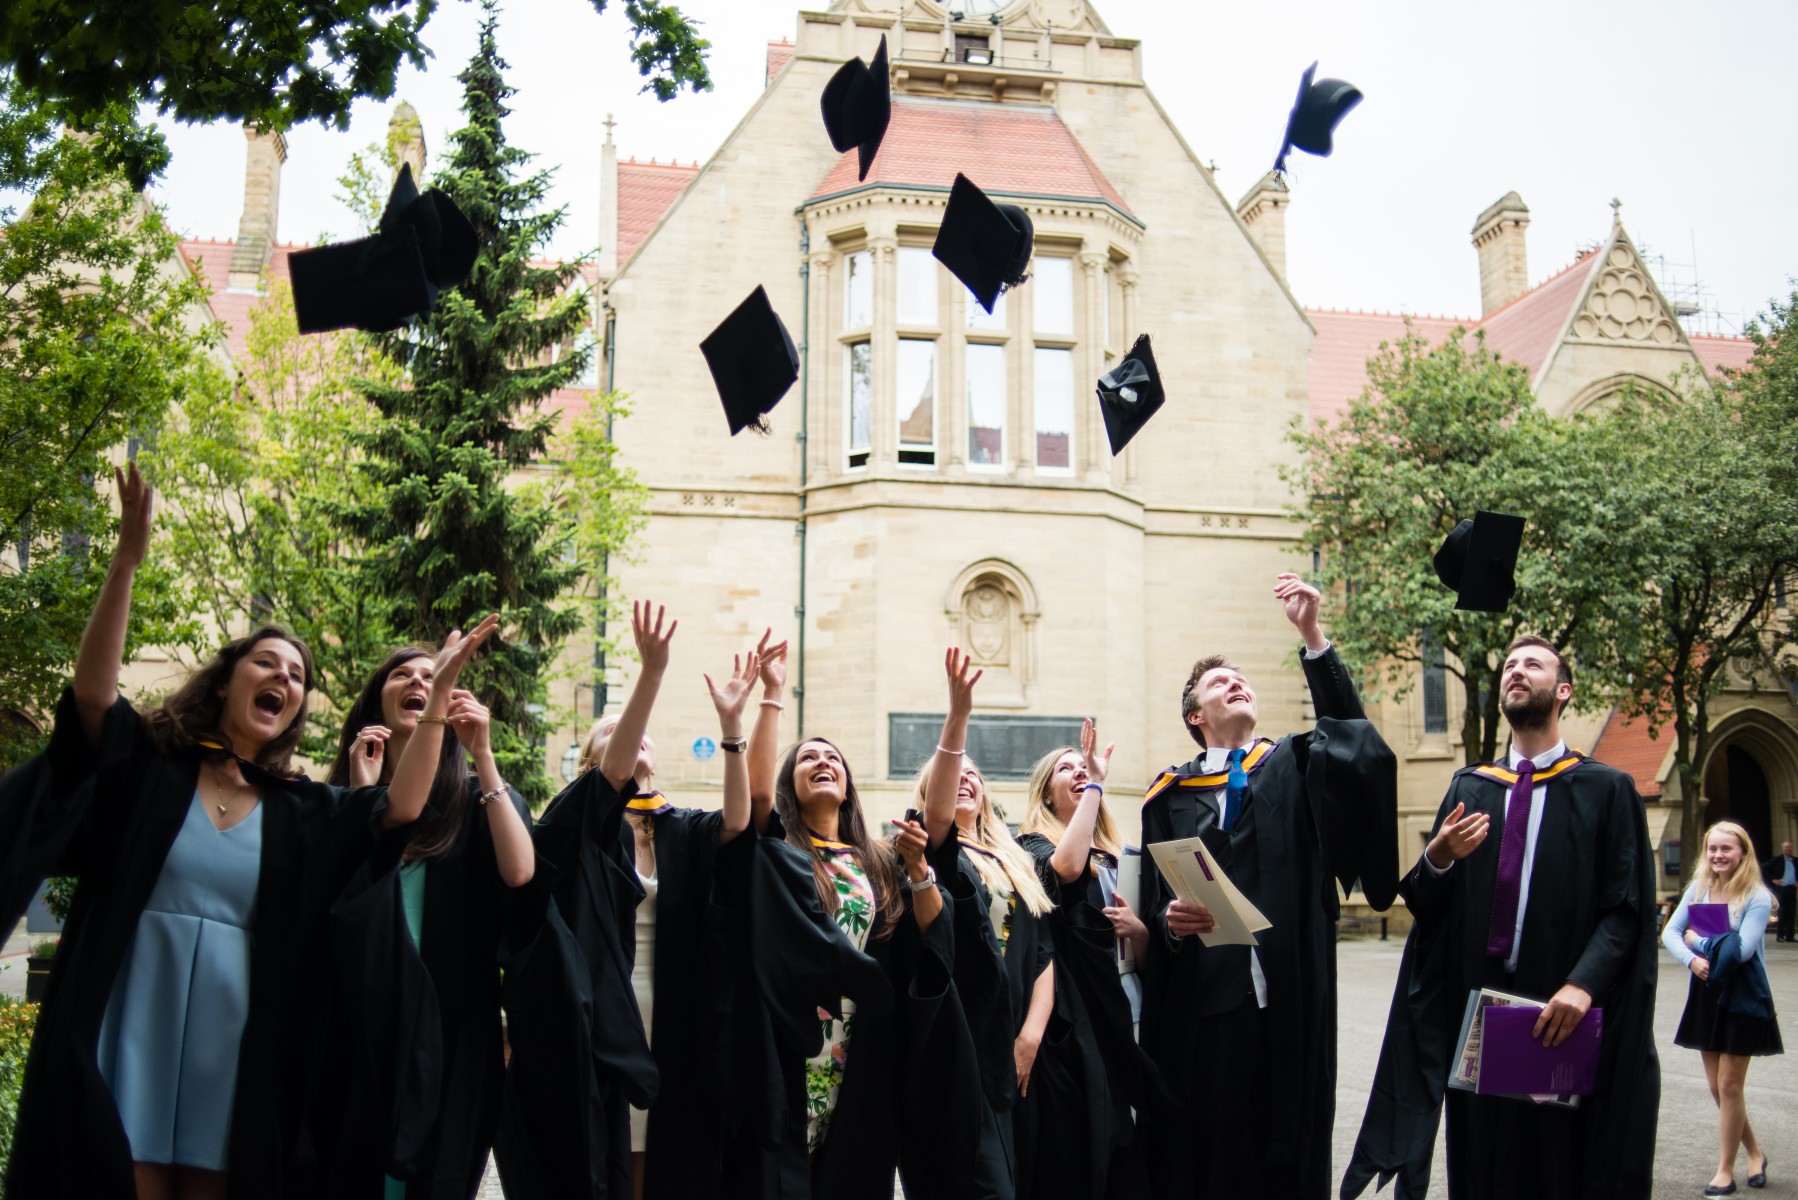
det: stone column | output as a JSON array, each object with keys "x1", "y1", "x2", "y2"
[
  {"x1": 1118, "y1": 266, "x2": 1141, "y2": 484},
  {"x1": 1079, "y1": 248, "x2": 1109, "y2": 476},
  {"x1": 1471, "y1": 192, "x2": 1531, "y2": 316},
  {"x1": 227, "y1": 126, "x2": 287, "y2": 291},
  {"x1": 809, "y1": 249, "x2": 835, "y2": 479},
  {"x1": 1235, "y1": 171, "x2": 1289, "y2": 280},
  {"x1": 869, "y1": 235, "x2": 898, "y2": 466}
]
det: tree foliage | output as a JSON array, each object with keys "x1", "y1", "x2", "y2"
[
  {"x1": 1, "y1": 0, "x2": 712, "y2": 185},
  {"x1": 334, "y1": 3, "x2": 633, "y2": 804},
  {"x1": 1286, "y1": 327, "x2": 1650, "y2": 765},
  {"x1": 0, "y1": 81, "x2": 210, "y2": 763}
]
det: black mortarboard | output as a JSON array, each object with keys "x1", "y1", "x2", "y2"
[
  {"x1": 820, "y1": 35, "x2": 891, "y2": 182},
  {"x1": 1273, "y1": 62, "x2": 1363, "y2": 174},
  {"x1": 1433, "y1": 511, "x2": 1526, "y2": 612},
  {"x1": 289, "y1": 163, "x2": 479, "y2": 334},
  {"x1": 1096, "y1": 334, "x2": 1165, "y2": 455},
  {"x1": 932, "y1": 173, "x2": 1034, "y2": 315},
  {"x1": 701, "y1": 286, "x2": 799, "y2": 435}
]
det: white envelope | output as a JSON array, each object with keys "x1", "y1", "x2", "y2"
[{"x1": 1147, "y1": 836, "x2": 1272, "y2": 948}]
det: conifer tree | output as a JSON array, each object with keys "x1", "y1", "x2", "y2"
[{"x1": 341, "y1": 2, "x2": 591, "y2": 804}]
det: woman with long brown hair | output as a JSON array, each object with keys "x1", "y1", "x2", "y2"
[
  {"x1": 2, "y1": 464, "x2": 495, "y2": 1200},
  {"x1": 313, "y1": 642, "x2": 533, "y2": 1199},
  {"x1": 1663, "y1": 820, "x2": 1784, "y2": 1195}
]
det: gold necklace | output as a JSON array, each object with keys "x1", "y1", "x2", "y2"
[{"x1": 210, "y1": 763, "x2": 251, "y2": 817}]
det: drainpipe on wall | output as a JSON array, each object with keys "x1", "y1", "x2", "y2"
[
  {"x1": 594, "y1": 300, "x2": 619, "y2": 719},
  {"x1": 796, "y1": 223, "x2": 812, "y2": 737}
]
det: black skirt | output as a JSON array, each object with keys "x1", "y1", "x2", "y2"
[{"x1": 1675, "y1": 972, "x2": 1784, "y2": 1057}]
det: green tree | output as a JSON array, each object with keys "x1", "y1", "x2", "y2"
[
  {"x1": 1604, "y1": 308, "x2": 1798, "y2": 884},
  {"x1": 145, "y1": 280, "x2": 403, "y2": 760},
  {"x1": 1286, "y1": 327, "x2": 1649, "y2": 765},
  {"x1": 0, "y1": 78, "x2": 210, "y2": 763},
  {"x1": 1, "y1": 0, "x2": 712, "y2": 185},
  {"x1": 338, "y1": 3, "x2": 607, "y2": 804}
]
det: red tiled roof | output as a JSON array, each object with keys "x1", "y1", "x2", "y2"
[
  {"x1": 1590, "y1": 708, "x2": 1667, "y2": 798},
  {"x1": 808, "y1": 96, "x2": 1137, "y2": 221},
  {"x1": 179, "y1": 238, "x2": 298, "y2": 363},
  {"x1": 615, "y1": 159, "x2": 699, "y2": 266},
  {"x1": 1690, "y1": 333, "x2": 1756, "y2": 376},
  {"x1": 766, "y1": 39, "x2": 794, "y2": 84},
  {"x1": 1473, "y1": 250, "x2": 1598, "y2": 382},
  {"x1": 1303, "y1": 310, "x2": 1466, "y2": 424}
]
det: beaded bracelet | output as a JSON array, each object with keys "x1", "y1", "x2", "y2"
[
  {"x1": 416, "y1": 715, "x2": 450, "y2": 725},
  {"x1": 759, "y1": 699, "x2": 785, "y2": 710}
]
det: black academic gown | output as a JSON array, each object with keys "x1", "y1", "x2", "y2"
[
  {"x1": 305, "y1": 777, "x2": 533, "y2": 1200},
  {"x1": 1341, "y1": 754, "x2": 1660, "y2": 1200},
  {"x1": 710, "y1": 827, "x2": 893, "y2": 1200},
  {"x1": 1138, "y1": 646, "x2": 1398, "y2": 1200},
  {"x1": 493, "y1": 769, "x2": 657, "y2": 1200},
  {"x1": 1, "y1": 691, "x2": 398, "y2": 1200},
  {"x1": 1017, "y1": 834, "x2": 1171, "y2": 1200},
  {"x1": 623, "y1": 803, "x2": 729, "y2": 1200}
]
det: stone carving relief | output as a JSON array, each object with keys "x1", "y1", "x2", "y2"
[
  {"x1": 1570, "y1": 243, "x2": 1681, "y2": 346},
  {"x1": 946, "y1": 559, "x2": 1039, "y2": 706}
]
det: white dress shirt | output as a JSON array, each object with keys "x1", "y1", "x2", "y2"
[{"x1": 1424, "y1": 738, "x2": 1565, "y2": 973}]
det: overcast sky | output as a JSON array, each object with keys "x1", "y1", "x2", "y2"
[{"x1": 146, "y1": 0, "x2": 1797, "y2": 332}]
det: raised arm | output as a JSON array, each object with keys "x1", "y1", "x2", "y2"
[
  {"x1": 747, "y1": 628, "x2": 787, "y2": 834},
  {"x1": 1050, "y1": 718, "x2": 1114, "y2": 885},
  {"x1": 72, "y1": 463, "x2": 153, "y2": 744},
  {"x1": 387, "y1": 616, "x2": 499, "y2": 830},
  {"x1": 1279, "y1": 572, "x2": 1365, "y2": 720},
  {"x1": 601, "y1": 601, "x2": 676, "y2": 791},
  {"x1": 446, "y1": 687, "x2": 534, "y2": 887},
  {"x1": 922, "y1": 649, "x2": 982, "y2": 849},
  {"x1": 705, "y1": 648, "x2": 760, "y2": 845}
]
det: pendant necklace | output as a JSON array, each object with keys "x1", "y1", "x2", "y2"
[{"x1": 212, "y1": 764, "x2": 250, "y2": 817}]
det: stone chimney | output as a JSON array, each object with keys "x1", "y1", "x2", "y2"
[
  {"x1": 598, "y1": 114, "x2": 619, "y2": 277},
  {"x1": 1235, "y1": 171, "x2": 1290, "y2": 278},
  {"x1": 227, "y1": 126, "x2": 287, "y2": 290},
  {"x1": 1471, "y1": 192, "x2": 1530, "y2": 315},
  {"x1": 389, "y1": 102, "x2": 427, "y2": 183}
]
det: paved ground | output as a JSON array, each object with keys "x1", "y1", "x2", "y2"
[{"x1": 13, "y1": 919, "x2": 1798, "y2": 1196}]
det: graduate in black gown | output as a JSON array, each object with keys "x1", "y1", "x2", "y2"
[
  {"x1": 0, "y1": 463, "x2": 497, "y2": 1200},
  {"x1": 311, "y1": 644, "x2": 536, "y2": 1200},
  {"x1": 1343, "y1": 635, "x2": 1660, "y2": 1200},
  {"x1": 1017, "y1": 728, "x2": 1161, "y2": 1200},
  {"x1": 916, "y1": 650, "x2": 1059, "y2": 1200},
  {"x1": 754, "y1": 718, "x2": 966, "y2": 1200},
  {"x1": 1138, "y1": 573, "x2": 1397, "y2": 1200},
  {"x1": 583, "y1": 602, "x2": 760, "y2": 1200}
]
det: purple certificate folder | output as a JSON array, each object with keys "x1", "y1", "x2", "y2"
[
  {"x1": 1687, "y1": 902, "x2": 1731, "y2": 939},
  {"x1": 1477, "y1": 1005, "x2": 1603, "y2": 1096}
]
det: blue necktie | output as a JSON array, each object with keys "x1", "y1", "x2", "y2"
[{"x1": 1221, "y1": 748, "x2": 1248, "y2": 832}]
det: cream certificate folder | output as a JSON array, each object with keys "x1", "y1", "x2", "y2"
[{"x1": 1146, "y1": 837, "x2": 1272, "y2": 948}]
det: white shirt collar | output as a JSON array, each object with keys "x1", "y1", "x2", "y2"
[{"x1": 1506, "y1": 740, "x2": 1567, "y2": 772}]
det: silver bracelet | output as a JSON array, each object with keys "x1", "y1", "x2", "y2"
[
  {"x1": 935, "y1": 743, "x2": 964, "y2": 756},
  {"x1": 478, "y1": 782, "x2": 508, "y2": 807}
]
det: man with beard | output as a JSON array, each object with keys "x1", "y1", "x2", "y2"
[
  {"x1": 1137, "y1": 575, "x2": 1399, "y2": 1199},
  {"x1": 1342, "y1": 635, "x2": 1661, "y2": 1200}
]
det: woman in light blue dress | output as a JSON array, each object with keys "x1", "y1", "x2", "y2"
[{"x1": 1, "y1": 464, "x2": 498, "y2": 1200}]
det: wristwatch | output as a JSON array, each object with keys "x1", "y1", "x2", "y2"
[
  {"x1": 908, "y1": 865, "x2": 937, "y2": 892},
  {"x1": 720, "y1": 736, "x2": 747, "y2": 754}
]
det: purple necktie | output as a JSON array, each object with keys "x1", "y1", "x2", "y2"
[{"x1": 1485, "y1": 758, "x2": 1536, "y2": 961}]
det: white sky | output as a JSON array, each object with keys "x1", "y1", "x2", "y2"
[{"x1": 146, "y1": 0, "x2": 1798, "y2": 331}]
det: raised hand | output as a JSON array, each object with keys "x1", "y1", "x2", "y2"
[
  {"x1": 445, "y1": 688, "x2": 493, "y2": 758},
  {"x1": 1080, "y1": 717, "x2": 1114, "y2": 786},
  {"x1": 432, "y1": 614, "x2": 501, "y2": 698},
  {"x1": 754, "y1": 629, "x2": 789, "y2": 694},
  {"x1": 944, "y1": 648, "x2": 983, "y2": 717},
  {"x1": 1274, "y1": 572, "x2": 1324, "y2": 642},
  {"x1": 348, "y1": 724, "x2": 391, "y2": 787},
  {"x1": 113, "y1": 461, "x2": 154, "y2": 569},
  {"x1": 705, "y1": 650, "x2": 761, "y2": 730},
  {"x1": 633, "y1": 601, "x2": 677, "y2": 677},
  {"x1": 895, "y1": 818, "x2": 930, "y2": 878},
  {"x1": 1425, "y1": 802, "x2": 1490, "y2": 869}
]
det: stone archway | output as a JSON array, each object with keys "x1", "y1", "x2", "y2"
[{"x1": 1701, "y1": 708, "x2": 1798, "y2": 861}]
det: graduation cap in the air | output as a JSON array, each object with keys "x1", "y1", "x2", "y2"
[
  {"x1": 932, "y1": 174, "x2": 1034, "y2": 315},
  {"x1": 1273, "y1": 62, "x2": 1363, "y2": 175},
  {"x1": 820, "y1": 35, "x2": 891, "y2": 182},
  {"x1": 1433, "y1": 510, "x2": 1526, "y2": 612},
  {"x1": 701, "y1": 286, "x2": 799, "y2": 435},
  {"x1": 1096, "y1": 334, "x2": 1165, "y2": 455},
  {"x1": 289, "y1": 163, "x2": 479, "y2": 335}
]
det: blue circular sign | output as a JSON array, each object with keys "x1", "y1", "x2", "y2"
[{"x1": 692, "y1": 736, "x2": 717, "y2": 761}]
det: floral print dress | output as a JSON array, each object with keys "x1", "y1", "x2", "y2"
[{"x1": 804, "y1": 843, "x2": 877, "y2": 1151}]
